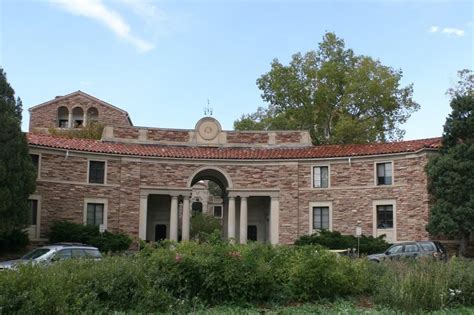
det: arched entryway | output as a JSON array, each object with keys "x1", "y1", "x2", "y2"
[{"x1": 138, "y1": 166, "x2": 279, "y2": 244}]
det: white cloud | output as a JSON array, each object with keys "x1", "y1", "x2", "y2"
[
  {"x1": 50, "y1": 0, "x2": 154, "y2": 52},
  {"x1": 440, "y1": 27, "x2": 465, "y2": 37},
  {"x1": 429, "y1": 26, "x2": 439, "y2": 33},
  {"x1": 118, "y1": 0, "x2": 166, "y2": 24}
]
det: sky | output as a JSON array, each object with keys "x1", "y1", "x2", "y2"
[{"x1": 1, "y1": 0, "x2": 473, "y2": 139}]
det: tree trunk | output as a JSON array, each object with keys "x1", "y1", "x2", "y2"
[{"x1": 458, "y1": 232, "x2": 470, "y2": 257}]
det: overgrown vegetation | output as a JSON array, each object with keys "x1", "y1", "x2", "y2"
[
  {"x1": 0, "y1": 241, "x2": 472, "y2": 314},
  {"x1": 48, "y1": 122, "x2": 104, "y2": 139},
  {"x1": 295, "y1": 230, "x2": 390, "y2": 255},
  {"x1": 190, "y1": 213, "x2": 222, "y2": 242},
  {"x1": 49, "y1": 220, "x2": 132, "y2": 253}
]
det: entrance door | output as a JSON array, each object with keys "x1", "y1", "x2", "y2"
[{"x1": 155, "y1": 224, "x2": 167, "y2": 241}]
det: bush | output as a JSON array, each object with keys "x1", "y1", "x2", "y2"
[
  {"x1": 295, "y1": 230, "x2": 390, "y2": 255},
  {"x1": 48, "y1": 122, "x2": 104, "y2": 140},
  {"x1": 49, "y1": 220, "x2": 131, "y2": 252},
  {"x1": 0, "y1": 241, "x2": 472, "y2": 313},
  {"x1": 0, "y1": 228, "x2": 29, "y2": 251},
  {"x1": 190, "y1": 213, "x2": 222, "y2": 242}
]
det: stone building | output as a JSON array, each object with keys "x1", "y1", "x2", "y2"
[{"x1": 25, "y1": 91, "x2": 440, "y2": 245}]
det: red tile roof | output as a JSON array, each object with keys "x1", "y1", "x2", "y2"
[{"x1": 27, "y1": 133, "x2": 441, "y2": 160}]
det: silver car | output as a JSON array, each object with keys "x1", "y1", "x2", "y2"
[
  {"x1": 0, "y1": 243, "x2": 102, "y2": 270},
  {"x1": 367, "y1": 241, "x2": 447, "y2": 262}
]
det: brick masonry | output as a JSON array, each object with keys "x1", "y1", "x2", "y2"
[
  {"x1": 29, "y1": 93, "x2": 131, "y2": 131},
  {"x1": 31, "y1": 148, "x2": 432, "y2": 244}
]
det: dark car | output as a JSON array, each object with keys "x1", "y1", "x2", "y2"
[
  {"x1": 367, "y1": 241, "x2": 447, "y2": 262},
  {"x1": 0, "y1": 243, "x2": 102, "y2": 271}
]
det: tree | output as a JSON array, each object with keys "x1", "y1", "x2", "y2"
[
  {"x1": 0, "y1": 68, "x2": 36, "y2": 236},
  {"x1": 426, "y1": 73, "x2": 474, "y2": 256},
  {"x1": 235, "y1": 32, "x2": 420, "y2": 144},
  {"x1": 446, "y1": 69, "x2": 474, "y2": 99}
]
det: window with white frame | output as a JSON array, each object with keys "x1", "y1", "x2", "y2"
[
  {"x1": 376, "y1": 162, "x2": 393, "y2": 185},
  {"x1": 313, "y1": 166, "x2": 329, "y2": 188},
  {"x1": 86, "y1": 203, "x2": 104, "y2": 226},
  {"x1": 88, "y1": 161, "x2": 105, "y2": 184},
  {"x1": 376, "y1": 205, "x2": 393, "y2": 229},
  {"x1": 313, "y1": 206, "x2": 330, "y2": 230}
]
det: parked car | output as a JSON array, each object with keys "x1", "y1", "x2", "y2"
[
  {"x1": 367, "y1": 241, "x2": 447, "y2": 262},
  {"x1": 0, "y1": 243, "x2": 102, "y2": 271}
]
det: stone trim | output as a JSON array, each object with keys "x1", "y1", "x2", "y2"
[
  {"x1": 28, "y1": 194, "x2": 42, "y2": 240},
  {"x1": 83, "y1": 197, "x2": 109, "y2": 230},
  {"x1": 372, "y1": 199, "x2": 397, "y2": 243},
  {"x1": 310, "y1": 163, "x2": 331, "y2": 189},
  {"x1": 86, "y1": 159, "x2": 108, "y2": 185},
  {"x1": 37, "y1": 179, "x2": 120, "y2": 188},
  {"x1": 309, "y1": 201, "x2": 333, "y2": 234},
  {"x1": 373, "y1": 160, "x2": 395, "y2": 186}
]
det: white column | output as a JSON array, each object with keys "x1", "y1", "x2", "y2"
[
  {"x1": 239, "y1": 197, "x2": 248, "y2": 244},
  {"x1": 67, "y1": 112, "x2": 73, "y2": 128},
  {"x1": 270, "y1": 196, "x2": 280, "y2": 245},
  {"x1": 83, "y1": 111, "x2": 87, "y2": 127},
  {"x1": 170, "y1": 196, "x2": 178, "y2": 241},
  {"x1": 139, "y1": 194, "x2": 148, "y2": 240},
  {"x1": 182, "y1": 196, "x2": 190, "y2": 241},
  {"x1": 227, "y1": 196, "x2": 236, "y2": 242}
]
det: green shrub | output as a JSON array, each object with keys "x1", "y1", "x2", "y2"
[
  {"x1": 48, "y1": 122, "x2": 104, "y2": 140},
  {"x1": 48, "y1": 220, "x2": 131, "y2": 252},
  {"x1": 0, "y1": 228, "x2": 29, "y2": 251},
  {"x1": 190, "y1": 213, "x2": 222, "y2": 242},
  {"x1": 295, "y1": 230, "x2": 390, "y2": 254},
  {"x1": 1, "y1": 241, "x2": 472, "y2": 314}
]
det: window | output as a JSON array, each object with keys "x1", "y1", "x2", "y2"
[
  {"x1": 57, "y1": 106, "x2": 69, "y2": 128},
  {"x1": 248, "y1": 225, "x2": 257, "y2": 241},
  {"x1": 30, "y1": 154, "x2": 39, "y2": 175},
  {"x1": 88, "y1": 161, "x2": 105, "y2": 184},
  {"x1": 313, "y1": 166, "x2": 329, "y2": 188},
  {"x1": 192, "y1": 201, "x2": 203, "y2": 216},
  {"x1": 377, "y1": 205, "x2": 393, "y2": 229},
  {"x1": 86, "y1": 203, "x2": 104, "y2": 226},
  {"x1": 387, "y1": 245, "x2": 403, "y2": 255},
  {"x1": 404, "y1": 244, "x2": 419, "y2": 253},
  {"x1": 313, "y1": 206, "x2": 330, "y2": 230},
  {"x1": 27, "y1": 199, "x2": 38, "y2": 225},
  {"x1": 376, "y1": 162, "x2": 392, "y2": 185},
  {"x1": 213, "y1": 206, "x2": 222, "y2": 218},
  {"x1": 55, "y1": 249, "x2": 72, "y2": 260}
]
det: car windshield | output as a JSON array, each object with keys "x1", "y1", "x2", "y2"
[{"x1": 22, "y1": 248, "x2": 51, "y2": 260}]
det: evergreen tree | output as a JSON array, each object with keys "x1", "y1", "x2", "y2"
[
  {"x1": 0, "y1": 68, "x2": 37, "y2": 236},
  {"x1": 426, "y1": 93, "x2": 474, "y2": 256}
]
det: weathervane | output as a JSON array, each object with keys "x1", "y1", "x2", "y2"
[{"x1": 204, "y1": 99, "x2": 213, "y2": 116}]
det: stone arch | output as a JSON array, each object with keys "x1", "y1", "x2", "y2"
[
  {"x1": 187, "y1": 166, "x2": 233, "y2": 190},
  {"x1": 57, "y1": 106, "x2": 69, "y2": 128},
  {"x1": 72, "y1": 107, "x2": 84, "y2": 128}
]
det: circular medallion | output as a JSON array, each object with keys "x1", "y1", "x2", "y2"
[{"x1": 198, "y1": 120, "x2": 219, "y2": 140}]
